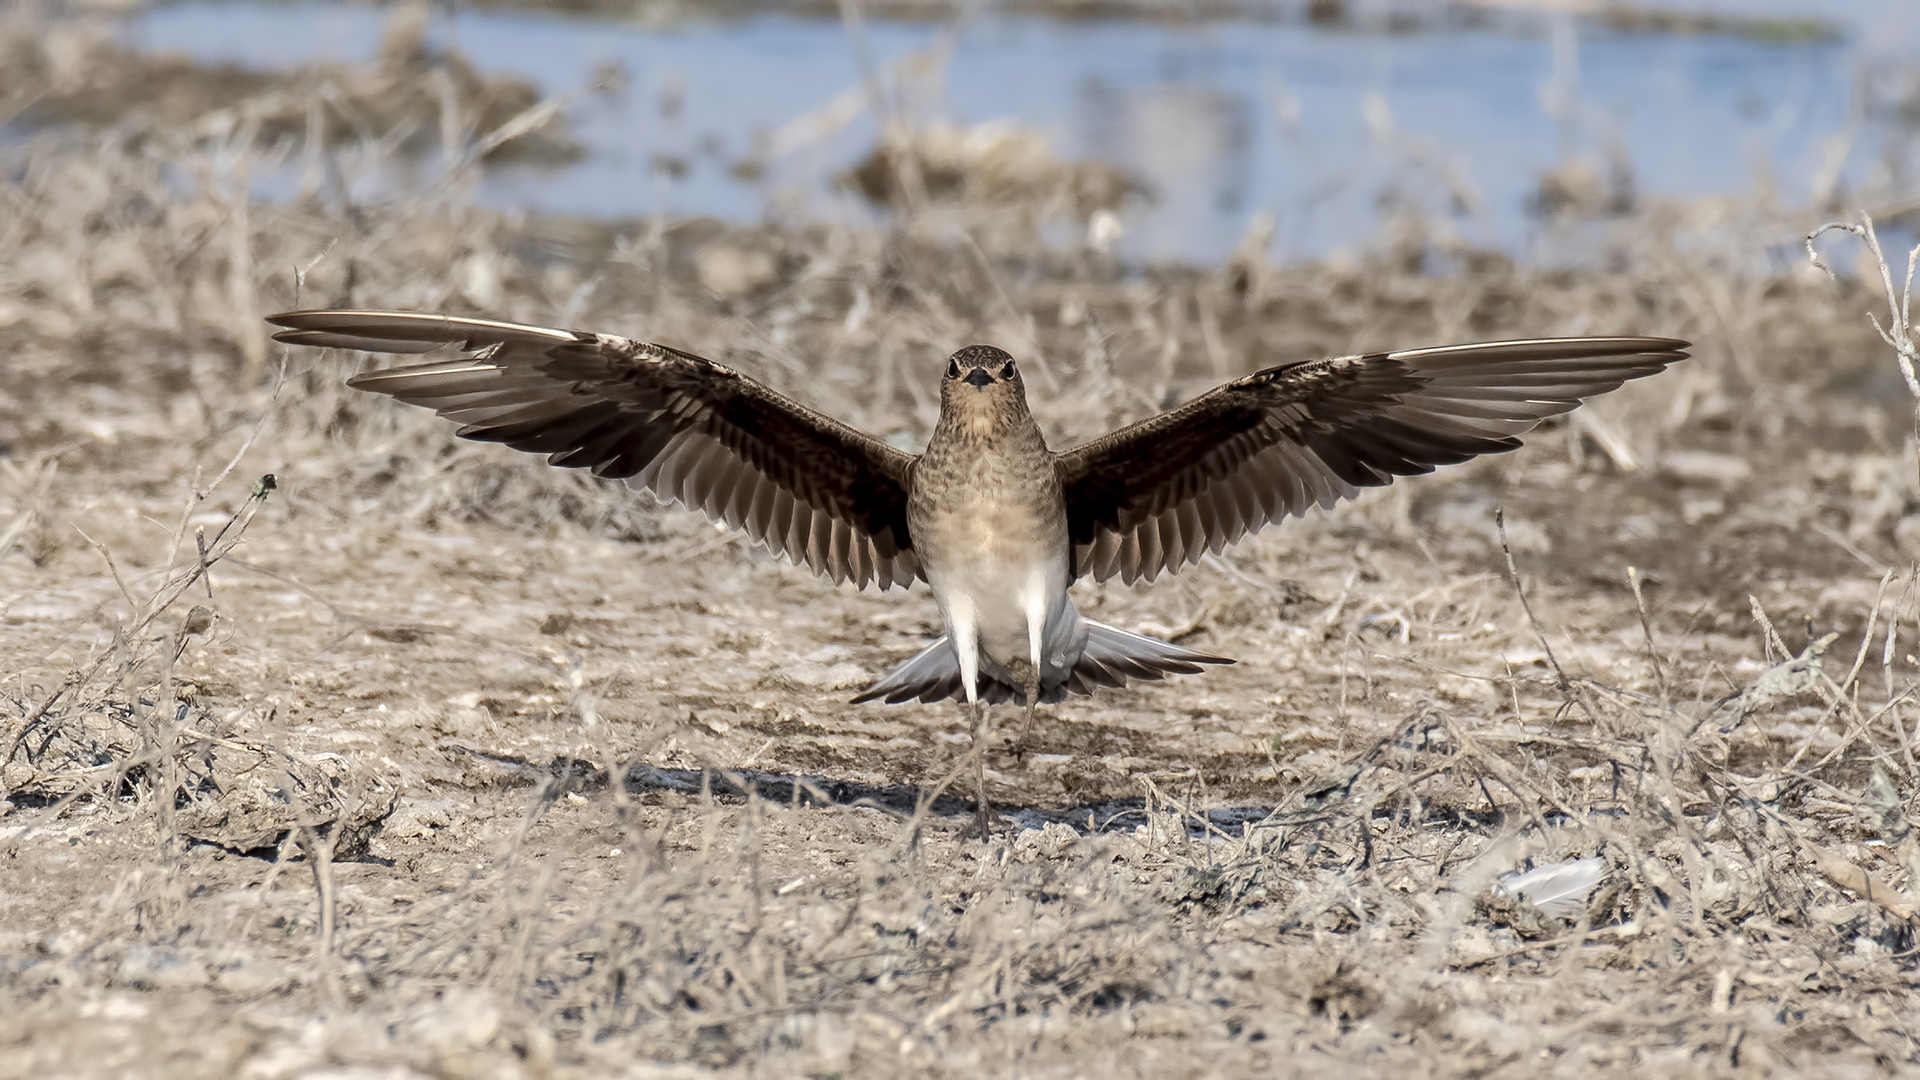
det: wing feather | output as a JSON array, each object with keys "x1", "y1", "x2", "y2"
[
  {"x1": 268, "y1": 309, "x2": 920, "y2": 590},
  {"x1": 1058, "y1": 336, "x2": 1688, "y2": 583}
]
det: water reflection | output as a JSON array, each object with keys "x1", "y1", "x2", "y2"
[
  {"x1": 118, "y1": 1, "x2": 1920, "y2": 264},
  {"x1": 1080, "y1": 78, "x2": 1254, "y2": 259}
]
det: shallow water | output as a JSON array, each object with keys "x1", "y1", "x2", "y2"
[{"x1": 128, "y1": 0, "x2": 1920, "y2": 263}]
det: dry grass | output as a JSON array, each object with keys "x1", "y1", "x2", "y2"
[
  {"x1": 4, "y1": 9, "x2": 1920, "y2": 1077},
  {"x1": 1, "y1": 2, "x2": 585, "y2": 166}
]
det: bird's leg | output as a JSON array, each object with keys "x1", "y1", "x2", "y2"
[
  {"x1": 1005, "y1": 658, "x2": 1041, "y2": 760},
  {"x1": 1021, "y1": 669, "x2": 1040, "y2": 753},
  {"x1": 968, "y1": 698, "x2": 993, "y2": 838},
  {"x1": 1013, "y1": 578, "x2": 1047, "y2": 758},
  {"x1": 949, "y1": 600, "x2": 993, "y2": 838}
]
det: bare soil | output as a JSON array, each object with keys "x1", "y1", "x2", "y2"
[{"x1": 4, "y1": 11, "x2": 1920, "y2": 1077}]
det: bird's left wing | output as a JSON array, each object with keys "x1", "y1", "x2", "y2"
[
  {"x1": 1055, "y1": 336, "x2": 1689, "y2": 584},
  {"x1": 268, "y1": 309, "x2": 922, "y2": 590}
]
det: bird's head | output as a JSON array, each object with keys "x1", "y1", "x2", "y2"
[{"x1": 939, "y1": 344, "x2": 1029, "y2": 434}]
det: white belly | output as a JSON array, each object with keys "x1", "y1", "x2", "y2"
[
  {"x1": 904, "y1": 417, "x2": 1082, "y2": 698},
  {"x1": 930, "y1": 558, "x2": 1059, "y2": 667}
]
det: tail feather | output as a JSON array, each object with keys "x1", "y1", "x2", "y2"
[
  {"x1": 1081, "y1": 619, "x2": 1230, "y2": 680},
  {"x1": 851, "y1": 619, "x2": 1232, "y2": 706},
  {"x1": 848, "y1": 637, "x2": 967, "y2": 705}
]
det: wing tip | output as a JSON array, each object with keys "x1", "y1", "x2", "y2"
[
  {"x1": 1389, "y1": 335, "x2": 1693, "y2": 366},
  {"x1": 263, "y1": 308, "x2": 589, "y2": 352}
]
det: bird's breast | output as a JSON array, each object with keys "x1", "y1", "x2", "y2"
[
  {"x1": 909, "y1": 432, "x2": 1070, "y2": 656},
  {"x1": 909, "y1": 440, "x2": 1067, "y2": 578}
]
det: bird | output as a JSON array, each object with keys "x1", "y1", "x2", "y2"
[{"x1": 265, "y1": 308, "x2": 1688, "y2": 832}]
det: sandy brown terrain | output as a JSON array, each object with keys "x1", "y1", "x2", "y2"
[{"x1": 5, "y1": 10, "x2": 1920, "y2": 1077}]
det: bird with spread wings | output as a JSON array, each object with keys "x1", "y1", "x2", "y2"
[{"x1": 268, "y1": 309, "x2": 1685, "y2": 722}]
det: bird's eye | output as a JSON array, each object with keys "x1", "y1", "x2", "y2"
[
  {"x1": 1000, "y1": 361, "x2": 1016, "y2": 379},
  {"x1": 946, "y1": 359, "x2": 960, "y2": 379}
]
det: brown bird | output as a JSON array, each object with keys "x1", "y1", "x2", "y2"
[{"x1": 266, "y1": 309, "x2": 1687, "y2": 831}]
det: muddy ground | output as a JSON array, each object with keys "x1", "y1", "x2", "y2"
[{"x1": 5, "y1": 10, "x2": 1920, "y2": 1077}]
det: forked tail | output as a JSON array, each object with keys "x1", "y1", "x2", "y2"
[{"x1": 851, "y1": 618, "x2": 1233, "y2": 706}]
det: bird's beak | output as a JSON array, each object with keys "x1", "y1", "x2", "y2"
[{"x1": 963, "y1": 367, "x2": 993, "y2": 388}]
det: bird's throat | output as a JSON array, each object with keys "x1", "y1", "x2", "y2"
[{"x1": 937, "y1": 388, "x2": 1029, "y2": 443}]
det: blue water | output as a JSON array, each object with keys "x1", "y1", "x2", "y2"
[{"x1": 126, "y1": 1, "x2": 1920, "y2": 264}]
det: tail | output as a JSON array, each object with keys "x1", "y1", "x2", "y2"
[
  {"x1": 849, "y1": 637, "x2": 982, "y2": 706},
  {"x1": 851, "y1": 619, "x2": 1233, "y2": 706},
  {"x1": 1062, "y1": 619, "x2": 1235, "y2": 697}
]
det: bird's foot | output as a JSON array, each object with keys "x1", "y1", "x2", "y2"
[
  {"x1": 966, "y1": 801, "x2": 998, "y2": 839},
  {"x1": 1003, "y1": 724, "x2": 1040, "y2": 761}
]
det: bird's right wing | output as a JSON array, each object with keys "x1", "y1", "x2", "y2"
[
  {"x1": 268, "y1": 309, "x2": 922, "y2": 590},
  {"x1": 1055, "y1": 336, "x2": 1689, "y2": 584}
]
